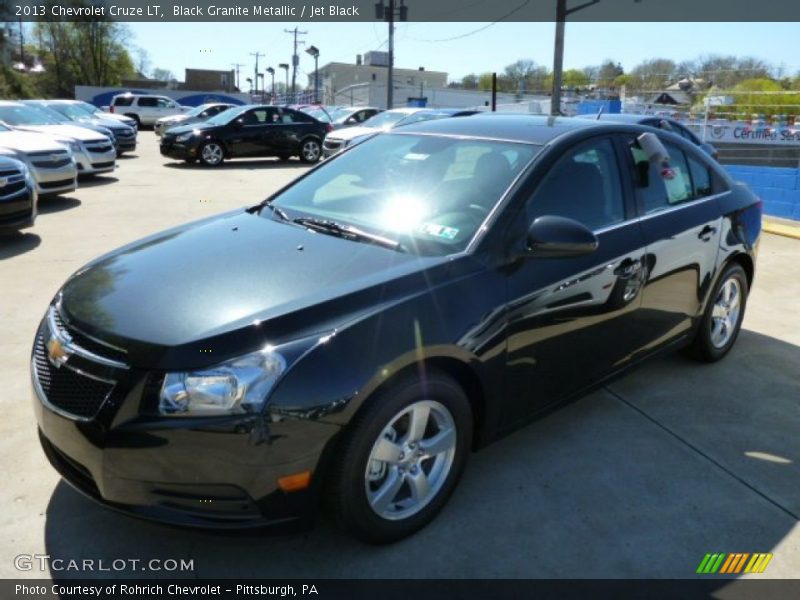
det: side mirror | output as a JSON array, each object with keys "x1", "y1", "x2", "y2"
[
  {"x1": 526, "y1": 216, "x2": 598, "y2": 258},
  {"x1": 232, "y1": 118, "x2": 245, "y2": 128}
]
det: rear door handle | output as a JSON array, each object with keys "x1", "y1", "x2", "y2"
[{"x1": 698, "y1": 225, "x2": 717, "y2": 241}]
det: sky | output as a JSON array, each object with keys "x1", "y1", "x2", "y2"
[{"x1": 125, "y1": 22, "x2": 800, "y2": 85}]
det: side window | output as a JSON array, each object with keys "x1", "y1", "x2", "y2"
[
  {"x1": 628, "y1": 139, "x2": 693, "y2": 213},
  {"x1": 244, "y1": 109, "x2": 274, "y2": 124},
  {"x1": 155, "y1": 98, "x2": 173, "y2": 108},
  {"x1": 137, "y1": 97, "x2": 157, "y2": 107},
  {"x1": 113, "y1": 96, "x2": 133, "y2": 107},
  {"x1": 281, "y1": 109, "x2": 313, "y2": 124},
  {"x1": 687, "y1": 153, "x2": 713, "y2": 198},
  {"x1": 526, "y1": 137, "x2": 625, "y2": 231}
]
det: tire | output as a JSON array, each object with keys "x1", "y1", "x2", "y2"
[
  {"x1": 299, "y1": 138, "x2": 322, "y2": 164},
  {"x1": 684, "y1": 263, "x2": 748, "y2": 362},
  {"x1": 199, "y1": 141, "x2": 225, "y2": 167},
  {"x1": 328, "y1": 370, "x2": 472, "y2": 544},
  {"x1": 124, "y1": 114, "x2": 140, "y2": 128}
]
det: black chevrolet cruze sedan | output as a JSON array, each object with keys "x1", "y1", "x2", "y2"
[
  {"x1": 160, "y1": 104, "x2": 330, "y2": 166},
  {"x1": 33, "y1": 115, "x2": 761, "y2": 543}
]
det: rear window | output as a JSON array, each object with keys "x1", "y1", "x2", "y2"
[{"x1": 112, "y1": 96, "x2": 134, "y2": 107}]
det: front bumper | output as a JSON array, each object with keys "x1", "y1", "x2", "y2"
[
  {"x1": 160, "y1": 140, "x2": 197, "y2": 161},
  {"x1": 322, "y1": 139, "x2": 346, "y2": 158},
  {"x1": 74, "y1": 144, "x2": 117, "y2": 175},
  {"x1": 28, "y1": 159, "x2": 78, "y2": 196},
  {"x1": 0, "y1": 183, "x2": 36, "y2": 232},
  {"x1": 31, "y1": 317, "x2": 340, "y2": 530}
]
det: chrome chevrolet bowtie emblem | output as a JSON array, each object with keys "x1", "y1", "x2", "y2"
[
  {"x1": 46, "y1": 336, "x2": 71, "y2": 368},
  {"x1": 0, "y1": 177, "x2": 7, "y2": 188},
  {"x1": 51, "y1": 154, "x2": 61, "y2": 162}
]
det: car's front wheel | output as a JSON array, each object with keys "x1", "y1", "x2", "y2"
[
  {"x1": 299, "y1": 138, "x2": 322, "y2": 163},
  {"x1": 199, "y1": 142, "x2": 225, "y2": 167},
  {"x1": 685, "y1": 263, "x2": 748, "y2": 362},
  {"x1": 328, "y1": 370, "x2": 472, "y2": 544}
]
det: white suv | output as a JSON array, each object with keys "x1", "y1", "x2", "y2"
[{"x1": 106, "y1": 94, "x2": 189, "y2": 127}]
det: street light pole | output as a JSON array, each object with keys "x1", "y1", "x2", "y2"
[
  {"x1": 550, "y1": 0, "x2": 600, "y2": 115},
  {"x1": 305, "y1": 45, "x2": 320, "y2": 103},
  {"x1": 279, "y1": 63, "x2": 289, "y2": 103},
  {"x1": 266, "y1": 67, "x2": 275, "y2": 103}
]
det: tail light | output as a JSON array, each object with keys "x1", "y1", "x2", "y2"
[
  {"x1": 109, "y1": 105, "x2": 115, "y2": 113},
  {"x1": 325, "y1": 123, "x2": 333, "y2": 133}
]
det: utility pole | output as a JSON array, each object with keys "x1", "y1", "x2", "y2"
[
  {"x1": 284, "y1": 27, "x2": 308, "y2": 101},
  {"x1": 551, "y1": 0, "x2": 601, "y2": 115},
  {"x1": 306, "y1": 45, "x2": 320, "y2": 103},
  {"x1": 231, "y1": 63, "x2": 245, "y2": 91},
  {"x1": 375, "y1": 1, "x2": 408, "y2": 110},
  {"x1": 18, "y1": 17, "x2": 24, "y2": 65},
  {"x1": 279, "y1": 63, "x2": 289, "y2": 103},
  {"x1": 250, "y1": 51, "x2": 265, "y2": 96},
  {"x1": 266, "y1": 67, "x2": 275, "y2": 102}
]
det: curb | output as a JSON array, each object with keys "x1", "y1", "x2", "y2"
[{"x1": 763, "y1": 218, "x2": 800, "y2": 241}]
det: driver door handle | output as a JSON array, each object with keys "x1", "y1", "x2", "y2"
[{"x1": 698, "y1": 225, "x2": 717, "y2": 241}]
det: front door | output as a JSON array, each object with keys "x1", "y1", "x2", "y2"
[{"x1": 502, "y1": 135, "x2": 649, "y2": 426}]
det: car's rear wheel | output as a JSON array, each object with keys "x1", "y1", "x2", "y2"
[
  {"x1": 199, "y1": 142, "x2": 225, "y2": 167},
  {"x1": 299, "y1": 138, "x2": 322, "y2": 163},
  {"x1": 684, "y1": 263, "x2": 748, "y2": 362},
  {"x1": 328, "y1": 370, "x2": 472, "y2": 544}
]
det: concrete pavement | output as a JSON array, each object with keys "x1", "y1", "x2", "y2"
[{"x1": 1, "y1": 133, "x2": 799, "y2": 580}]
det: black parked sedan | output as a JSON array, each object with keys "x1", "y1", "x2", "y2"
[
  {"x1": 160, "y1": 104, "x2": 330, "y2": 166},
  {"x1": 33, "y1": 115, "x2": 760, "y2": 543},
  {"x1": 0, "y1": 156, "x2": 37, "y2": 233}
]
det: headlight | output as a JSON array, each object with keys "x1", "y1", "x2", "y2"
[
  {"x1": 176, "y1": 132, "x2": 194, "y2": 143},
  {"x1": 67, "y1": 141, "x2": 82, "y2": 153},
  {"x1": 159, "y1": 347, "x2": 286, "y2": 416}
]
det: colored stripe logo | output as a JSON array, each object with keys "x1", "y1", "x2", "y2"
[{"x1": 696, "y1": 553, "x2": 773, "y2": 574}]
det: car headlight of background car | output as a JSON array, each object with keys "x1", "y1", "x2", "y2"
[
  {"x1": 175, "y1": 132, "x2": 195, "y2": 143},
  {"x1": 159, "y1": 346, "x2": 287, "y2": 416}
]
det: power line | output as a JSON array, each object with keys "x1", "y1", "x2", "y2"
[{"x1": 404, "y1": 0, "x2": 532, "y2": 43}]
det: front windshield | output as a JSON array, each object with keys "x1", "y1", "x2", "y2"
[
  {"x1": 270, "y1": 133, "x2": 540, "y2": 255},
  {"x1": 205, "y1": 105, "x2": 248, "y2": 126},
  {"x1": 0, "y1": 105, "x2": 62, "y2": 126},
  {"x1": 76, "y1": 102, "x2": 101, "y2": 116},
  {"x1": 46, "y1": 103, "x2": 87, "y2": 121},
  {"x1": 186, "y1": 104, "x2": 212, "y2": 117},
  {"x1": 360, "y1": 110, "x2": 413, "y2": 129}
]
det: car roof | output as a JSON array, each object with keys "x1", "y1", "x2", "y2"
[{"x1": 395, "y1": 113, "x2": 622, "y2": 144}]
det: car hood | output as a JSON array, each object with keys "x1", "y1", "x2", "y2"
[
  {"x1": 326, "y1": 124, "x2": 385, "y2": 142},
  {"x1": 165, "y1": 122, "x2": 215, "y2": 136},
  {"x1": 158, "y1": 115, "x2": 189, "y2": 125},
  {"x1": 0, "y1": 130, "x2": 68, "y2": 153},
  {"x1": 15, "y1": 124, "x2": 109, "y2": 143},
  {"x1": 59, "y1": 210, "x2": 447, "y2": 367}
]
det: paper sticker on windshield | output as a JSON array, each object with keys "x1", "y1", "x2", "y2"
[
  {"x1": 403, "y1": 153, "x2": 429, "y2": 161},
  {"x1": 419, "y1": 223, "x2": 459, "y2": 240}
]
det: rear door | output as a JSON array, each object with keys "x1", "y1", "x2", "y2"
[
  {"x1": 228, "y1": 107, "x2": 279, "y2": 156},
  {"x1": 502, "y1": 134, "x2": 650, "y2": 424},
  {"x1": 274, "y1": 108, "x2": 318, "y2": 154},
  {"x1": 622, "y1": 134, "x2": 723, "y2": 352}
]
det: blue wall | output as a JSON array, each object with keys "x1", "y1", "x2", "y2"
[
  {"x1": 576, "y1": 100, "x2": 622, "y2": 115},
  {"x1": 725, "y1": 165, "x2": 800, "y2": 220}
]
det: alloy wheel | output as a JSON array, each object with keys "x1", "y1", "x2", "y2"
[
  {"x1": 364, "y1": 400, "x2": 457, "y2": 521},
  {"x1": 201, "y1": 143, "x2": 224, "y2": 166},
  {"x1": 301, "y1": 140, "x2": 321, "y2": 162},
  {"x1": 710, "y1": 277, "x2": 742, "y2": 348}
]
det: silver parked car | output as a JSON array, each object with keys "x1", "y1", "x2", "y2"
[
  {"x1": 0, "y1": 102, "x2": 116, "y2": 177},
  {"x1": 28, "y1": 100, "x2": 138, "y2": 155},
  {"x1": 0, "y1": 123, "x2": 77, "y2": 197},
  {"x1": 154, "y1": 103, "x2": 235, "y2": 137}
]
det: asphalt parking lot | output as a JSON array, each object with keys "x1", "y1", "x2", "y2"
[{"x1": 1, "y1": 132, "x2": 799, "y2": 580}]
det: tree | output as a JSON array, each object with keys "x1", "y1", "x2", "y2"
[
  {"x1": 629, "y1": 58, "x2": 677, "y2": 91},
  {"x1": 596, "y1": 60, "x2": 624, "y2": 89},
  {"x1": 460, "y1": 73, "x2": 479, "y2": 90},
  {"x1": 152, "y1": 68, "x2": 175, "y2": 82},
  {"x1": 503, "y1": 59, "x2": 549, "y2": 93}
]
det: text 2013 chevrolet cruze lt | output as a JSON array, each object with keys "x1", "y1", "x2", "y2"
[{"x1": 32, "y1": 115, "x2": 761, "y2": 544}]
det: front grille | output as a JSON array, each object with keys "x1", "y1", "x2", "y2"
[
  {"x1": 115, "y1": 129, "x2": 135, "y2": 138},
  {"x1": 0, "y1": 168, "x2": 20, "y2": 177},
  {"x1": 27, "y1": 150, "x2": 69, "y2": 159},
  {"x1": 32, "y1": 158, "x2": 71, "y2": 169},
  {"x1": 323, "y1": 140, "x2": 342, "y2": 149},
  {"x1": 86, "y1": 144, "x2": 114, "y2": 154},
  {"x1": 0, "y1": 179, "x2": 26, "y2": 198},
  {"x1": 39, "y1": 178, "x2": 74, "y2": 190},
  {"x1": 33, "y1": 333, "x2": 115, "y2": 419},
  {"x1": 91, "y1": 161, "x2": 114, "y2": 169},
  {"x1": 51, "y1": 310, "x2": 127, "y2": 363}
]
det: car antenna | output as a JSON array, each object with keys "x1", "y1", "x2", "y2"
[{"x1": 596, "y1": 105, "x2": 605, "y2": 120}]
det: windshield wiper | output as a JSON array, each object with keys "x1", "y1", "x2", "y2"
[
  {"x1": 260, "y1": 203, "x2": 290, "y2": 222},
  {"x1": 294, "y1": 217, "x2": 404, "y2": 252}
]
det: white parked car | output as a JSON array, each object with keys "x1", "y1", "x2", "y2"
[
  {"x1": 0, "y1": 123, "x2": 77, "y2": 196},
  {"x1": 0, "y1": 101, "x2": 116, "y2": 177},
  {"x1": 105, "y1": 93, "x2": 189, "y2": 127}
]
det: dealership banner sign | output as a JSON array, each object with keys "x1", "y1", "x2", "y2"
[{"x1": 686, "y1": 122, "x2": 800, "y2": 146}]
